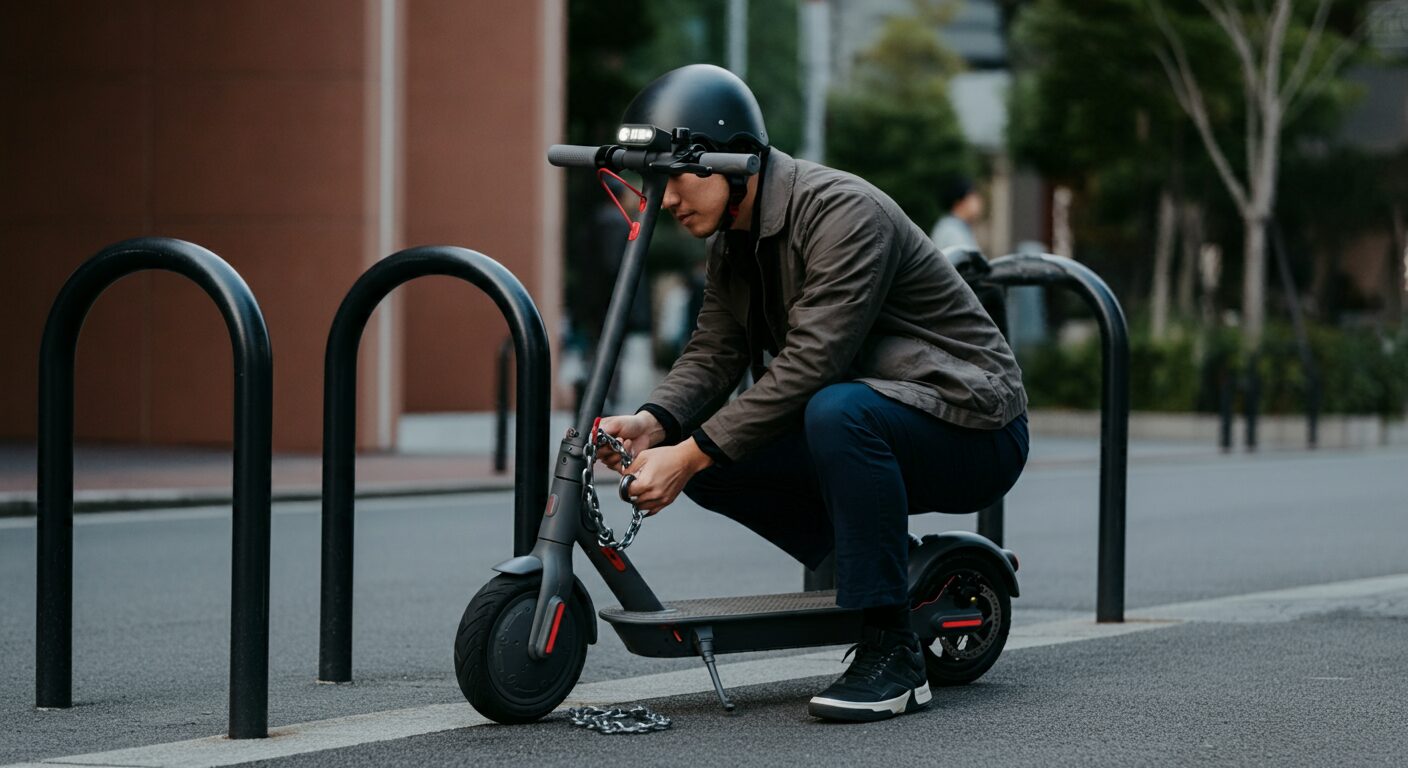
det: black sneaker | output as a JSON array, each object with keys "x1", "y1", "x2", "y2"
[{"x1": 807, "y1": 627, "x2": 931, "y2": 721}]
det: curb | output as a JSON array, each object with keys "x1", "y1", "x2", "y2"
[
  {"x1": 0, "y1": 478, "x2": 516, "y2": 518},
  {"x1": 1029, "y1": 408, "x2": 1407, "y2": 450}
]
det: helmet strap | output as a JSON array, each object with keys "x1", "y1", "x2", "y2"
[{"x1": 716, "y1": 173, "x2": 750, "y2": 232}]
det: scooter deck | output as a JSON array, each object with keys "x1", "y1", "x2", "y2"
[{"x1": 599, "y1": 590, "x2": 862, "y2": 658}]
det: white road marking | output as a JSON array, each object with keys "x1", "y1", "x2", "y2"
[{"x1": 8, "y1": 571, "x2": 1407, "y2": 768}]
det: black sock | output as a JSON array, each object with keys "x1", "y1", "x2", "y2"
[{"x1": 862, "y1": 603, "x2": 913, "y2": 637}]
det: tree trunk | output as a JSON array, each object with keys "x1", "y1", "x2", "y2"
[
  {"x1": 1200, "y1": 243, "x2": 1222, "y2": 327},
  {"x1": 1053, "y1": 185, "x2": 1074, "y2": 259},
  {"x1": 1151, "y1": 189, "x2": 1178, "y2": 339},
  {"x1": 1177, "y1": 202, "x2": 1202, "y2": 318},
  {"x1": 1242, "y1": 214, "x2": 1269, "y2": 349},
  {"x1": 1392, "y1": 203, "x2": 1406, "y2": 328},
  {"x1": 1308, "y1": 240, "x2": 1332, "y2": 319}
]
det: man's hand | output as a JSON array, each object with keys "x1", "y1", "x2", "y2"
[
  {"x1": 621, "y1": 438, "x2": 713, "y2": 515},
  {"x1": 596, "y1": 412, "x2": 666, "y2": 472}
]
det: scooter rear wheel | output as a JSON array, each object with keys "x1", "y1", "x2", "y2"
[
  {"x1": 454, "y1": 573, "x2": 588, "y2": 723},
  {"x1": 913, "y1": 554, "x2": 1011, "y2": 687}
]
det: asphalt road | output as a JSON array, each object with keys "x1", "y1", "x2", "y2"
[
  {"x1": 243, "y1": 614, "x2": 1408, "y2": 768},
  {"x1": 2, "y1": 441, "x2": 1405, "y2": 766}
]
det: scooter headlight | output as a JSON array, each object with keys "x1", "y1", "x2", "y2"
[{"x1": 616, "y1": 124, "x2": 671, "y2": 150}]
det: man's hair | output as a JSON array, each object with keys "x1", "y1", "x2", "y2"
[{"x1": 939, "y1": 177, "x2": 974, "y2": 213}]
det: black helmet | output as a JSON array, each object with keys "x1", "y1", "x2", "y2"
[{"x1": 620, "y1": 64, "x2": 768, "y2": 151}]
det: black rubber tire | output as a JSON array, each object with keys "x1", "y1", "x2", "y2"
[
  {"x1": 913, "y1": 554, "x2": 1012, "y2": 687},
  {"x1": 454, "y1": 573, "x2": 589, "y2": 724}
]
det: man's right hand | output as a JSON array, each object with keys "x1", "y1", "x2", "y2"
[{"x1": 595, "y1": 412, "x2": 665, "y2": 472}]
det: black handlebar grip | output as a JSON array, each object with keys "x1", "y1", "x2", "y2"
[
  {"x1": 547, "y1": 144, "x2": 602, "y2": 168},
  {"x1": 698, "y1": 152, "x2": 760, "y2": 175}
]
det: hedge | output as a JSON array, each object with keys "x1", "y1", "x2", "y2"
[{"x1": 1020, "y1": 323, "x2": 1408, "y2": 417}]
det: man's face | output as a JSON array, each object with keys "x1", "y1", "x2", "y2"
[
  {"x1": 955, "y1": 191, "x2": 984, "y2": 222},
  {"x1": 663, "y1": 172, "x2": 730, "y2": 238}
]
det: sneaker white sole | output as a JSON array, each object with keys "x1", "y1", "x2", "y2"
[{"x1": 808, "y1": 682, "x2": 932, "y2": 722}]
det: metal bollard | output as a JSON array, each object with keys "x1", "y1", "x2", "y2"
[
  {"x1": 318, "y1": 246, "x2": 550, "y2": 684},
  {"x1": 980, "y1": 253, "x2": 1130, "y2": 623},
  {"x1": 37, "y1": 237, "x2": 273, "y2": 739}
]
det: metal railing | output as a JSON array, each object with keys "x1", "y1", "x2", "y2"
[
  {"x1": 36, "y1": 237, "x2": 273, "y2": 738},
  {"x1": 318, "y1": 245, "x2": 550, "y2": 684},
  {"x1": 978, "y1": 251, "x2": 1130, "y2": 622}
]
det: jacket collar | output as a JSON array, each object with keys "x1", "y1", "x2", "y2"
[{"x1": 757, "y1": 148, "x2": 796, "y2": 240}]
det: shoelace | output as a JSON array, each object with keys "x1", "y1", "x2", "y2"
[{"x1": 839, "y1": 642, "x2": 902, "y2": 682}]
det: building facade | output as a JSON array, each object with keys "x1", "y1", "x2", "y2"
[{"x1": 1, "y1": 0, "x2": 565, "y2": 451}]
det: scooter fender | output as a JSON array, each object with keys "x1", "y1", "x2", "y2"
[
  {"x1": 491, "y1": 555, "x2": 543, "y2": 576},
  {"x1": 493, "y1": 546, "x2": 597, "y2": 649},
  {"x1": 907, "y1": 531, "x2": 1020, "y2": 598}
]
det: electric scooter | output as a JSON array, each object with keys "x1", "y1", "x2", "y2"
[{"x1": 453, "y1": 126, "x2": 1020, "y2": 724}]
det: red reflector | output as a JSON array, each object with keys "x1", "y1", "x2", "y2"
[
  {"x1": 672, "y1": 629, "x2": 683, "y2": 643},
  {"x1": 545, "y1": 602, "x2": 566, "y2": 655},
  {"x1": 543, "y1": 494, "x2": 559, "y2": 518},
  {"x1": 942, "y1": 619, "x2": 984, "y2": 629},
  {"x1": 600, "y1": 547, "x2": 627, "y2": 572}
]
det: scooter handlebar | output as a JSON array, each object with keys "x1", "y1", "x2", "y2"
[
  {"x1": 546, "y1": 144, "x2": 759, "y2": 176},
  {"x1": 546, "y1": 144, "x2": 602, "y2": 168},
  {"x1": 696, "y1": 152, "x2": 760, "y2": 175}
]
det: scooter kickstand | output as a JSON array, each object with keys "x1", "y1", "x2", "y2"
[{"x1": 692, "y1": 626, "x2": 735, "y2": 712}]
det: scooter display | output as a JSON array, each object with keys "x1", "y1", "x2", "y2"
[{"x1": 453, "y1": 126, "x2": 1020, "y2": 724}]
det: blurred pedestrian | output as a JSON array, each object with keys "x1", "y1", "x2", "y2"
[
  {"x1": 930, "y1": 177, "x2": 983, "y2": 251},
  {"x1": 931, "y1": 176, "x2": 1007, "y2": 332}
]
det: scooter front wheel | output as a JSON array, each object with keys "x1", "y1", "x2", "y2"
[{"x1": 454, "y1": 573, "x2": 589, "y2": 723}]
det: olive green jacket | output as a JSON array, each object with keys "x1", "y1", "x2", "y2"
[{"x1": 646, "y1": 150, "x2": 1027, "y2": 461}]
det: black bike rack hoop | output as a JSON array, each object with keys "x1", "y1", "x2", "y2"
[
  {"x1": 36, "y1": 237, "x2": 274, "y2": 739},
  {"x1": 318, "y1": 245, "x2": 550, "y2": 684},
  {"x1": 979, "y1": 252, "x2": 1130, "y2": 623}
]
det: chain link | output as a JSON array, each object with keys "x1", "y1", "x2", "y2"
[
  {"x1": 567, "y1": 705, "x2": 673, "y2": 734},
  {"x1": 580, "y1": 428, "x2": 650, "y2": 551},
  {"x1": 572, "y1": 432, "x2": 672, "y2": 732}
]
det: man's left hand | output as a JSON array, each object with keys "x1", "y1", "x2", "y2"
[{"x1": 621, "y1": 438, "x2": 713, "y2": 515}]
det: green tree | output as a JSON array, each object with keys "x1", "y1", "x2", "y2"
[
  {"x1": 1009, "y1": 0, "x2": 1237, "y2": 337},
  {"x1": 1150, "y1": 0, "x2": 1369, "y2": 349},
  {"x1": 1008, "y1": 0, "x2": 1370, "y2": 344},
  {"x1": 826, "y1": 1, "x2": 974, "y2": 229}
]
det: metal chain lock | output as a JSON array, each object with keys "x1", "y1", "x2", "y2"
[
  {"x1": 567, "y1": 705, "x2": 673, "y2": 734},
  {"x1": 580, "y1": 427, "x2": 650, "y2": 551}
]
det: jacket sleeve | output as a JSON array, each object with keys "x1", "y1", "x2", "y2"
[
  {"x1": 698, "y1": 191, "x2": 898, "y2": 460},
  {"x1": 640, "y1": 250, "x2": 751, "y2": 436}
]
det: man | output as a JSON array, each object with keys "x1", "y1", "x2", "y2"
[
  {"x1": 930, "y1": 177, "x2": 984, "y2": 251},
  {"x1": 596, "y1": 65, "x2": 1029, "y2": 722},
  {"x1": 931, "y1": 177, "x2": 1010, "y2": 336}
]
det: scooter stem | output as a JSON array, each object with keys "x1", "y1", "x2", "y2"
[
  {"x1": 572, "y1": 172, "x2": 667, "y2": 436},
  {"x1": 526, "y1": 171, "x2": 668, "y2": 660}
]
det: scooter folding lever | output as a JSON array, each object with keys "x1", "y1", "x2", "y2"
[{"x1": 692, "y1": 626, "x2": 735, "y2": 712}]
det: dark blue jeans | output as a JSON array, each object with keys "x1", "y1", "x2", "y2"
[{"x1": 683, "y1": 382, "x2": 1029, "y2": 609}]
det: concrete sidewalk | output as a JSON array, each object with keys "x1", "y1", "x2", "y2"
[
  {"x1": 12, "y1": 400, "x2": 1386, "y2": 516},
  {"x1": 0, "y1": 432, "x2": 1225, "y2": 517},
  {"x1": 17, "y1": 405, "x2": 1349, "y2": 515},
  {"x1": 0, "y1": 442, "x2": 513, "y2": 516}
]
